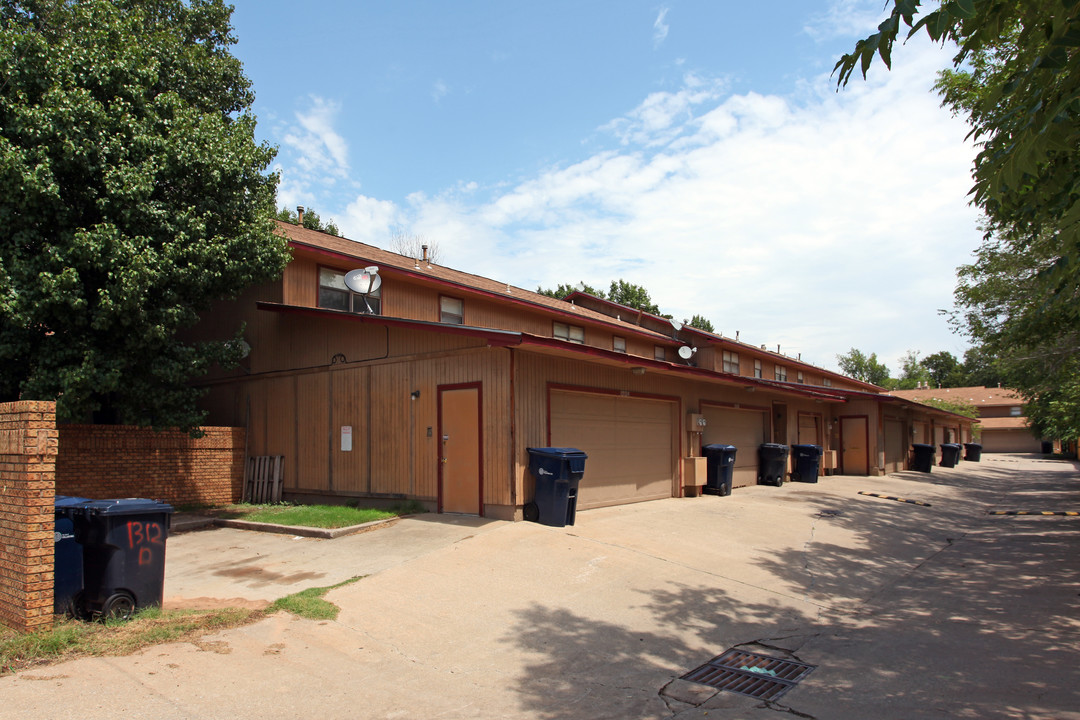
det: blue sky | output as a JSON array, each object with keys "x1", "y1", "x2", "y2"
[{"x1": 230, "y1": 0, "x2": 981, "y2": 375}]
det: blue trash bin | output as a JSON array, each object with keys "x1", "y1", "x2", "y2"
[
  {"x1": 75, "y1": 498, "x2": 174, "y2": 619},
  {"x1": 963, "y1": 442, "x2": 983, "y2": 462},
  {"x1": 940, "y1": 443, "x2": 962, "y2": 468},
  {"x1": 791, "y1": 445, "x2": 823, "y2": 483},
  {"x1": 758, "y1": 443, "x2": 789, "y2": 486},
  {"x1": 912, "y1": 443, "x2": 935, "y2": 472},
  {"x1": 524, "y1": 448, "x2": 588, "y2": 527},
  {"x1": 702, "y1": 444, "x2": 737, "y2": 496},
  {"x1": 54, "y1": 496, "x2": 90, "y2": 616}
]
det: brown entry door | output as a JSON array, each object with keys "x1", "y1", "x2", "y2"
[
  {"x1": 840, "y1": 416, "x2": 869, "y2": 475},
  {"x1": 439, "y1": 385, "x2": 482, "y2": 515}
]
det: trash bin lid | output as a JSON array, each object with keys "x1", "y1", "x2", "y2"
[
  {"x1": 759, "y1": 443, "x2": 788, "y2": 449},
  {"x1": 791, "y1": 444, "x2": 822, "y2": 452},
  {"x1": 702, "y1": 444, "x2": 736, "y2": 451},
  {"x1": 526, "y1": 447, "x2": 588, "y2": 459},
  {"x1": 82, "y1": 498, "x2": 175, "y2": 516},
  {"x1": 912, "y1": 443, "x2": 934, "y2": 449},
  {"x1": 54, "y1": 495, "x2": 91, "y2": 508}
]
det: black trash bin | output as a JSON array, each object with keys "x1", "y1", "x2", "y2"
[
  {"x1": 758, "y1": 443, "x2": 789, "y2": 486},
  {"x1": 912, "y1": 443, "x2": 935, "y2": 473},
  {"x1": 939, "y1": 443, "x2": 962, "y2": 468},
  {"x1": 54, "y1": 496, "x2": 90, "y2": 616},
  {"x1": 701, "y1": 444, "x2": 737, "y2": 496},
  {"x1": 963, "y1": 442, "x2": 983, "y2": 462},
  {"x1": 791, "y1": 444, "x2": 823, "y2": 483},
  {"x1": 524, "y1": 447, "x2": 588, "y2": 527},
  {"x1": 75, "y1": 498, "x2": 174, "y2": 619}
]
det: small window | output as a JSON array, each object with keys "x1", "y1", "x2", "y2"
[
  {"x1": 318, "y1": 267, "x2": 381, "y2": 315},
  {"x1": 722, "y1": 350, "x2": 740, "y2": 374},
  {"x1": 1010, "y1": 406, "x2": 1022, "y2": 416},
  {"x1": 613, "y1": 336, "x2": 626, "y2": 353},
  {"x1": 823, "y1": 377, "x2": 832, "y2": 387},
  {"x1": 554, "y1": 322, "x2": 584, "y2": 344},
  {"x1": 797, "y1": 371, "x2": 804, "y2": 384},
  {"x1": 654, "y1": 345, "x2": 666, "y2": 361},
  {"x1": 440, "y1": 296, "x2": 464, "y2": 324},
  {"x1": 754, "y1": 359, "x2": 762, "y2": 379},
  {"x1": 774, "y1": 365, "x2": 787, "y2": 382}
]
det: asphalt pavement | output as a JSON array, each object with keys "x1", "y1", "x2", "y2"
[{"x1": 2, "y1": 453, "x2": 1077, "y2": 719}]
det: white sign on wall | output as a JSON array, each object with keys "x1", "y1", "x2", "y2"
[{"x1": 341, "y1": 425, "x2": 353, "y2": 452}]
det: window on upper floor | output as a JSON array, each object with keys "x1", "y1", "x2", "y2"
[
  {"x1": 318, "y1": 267, "x2": 381, "y2": 315},
  {"x1": 554, "y1": 322, "x2": 585, "y2": 344},
  {"x1": 823, "y1": 377, "x2": 832, "y2": 387},
  {"x1": 1010, "y1": 406, "x2": 1022, "y2": 416},
  {"x1": 440, "y1": 296, "x2": 464, "y2": 325},
  {"x1": 775, "y1": 365, "x2": 787, "y2": 382},
  {"x1": 797, "y1": 371, "x2": 804, "y2": 384},
  {"x1": 754, "y1": 359, "x2": 762, "y2": 379},
  {"x1": 613, "y1": 336, "x2": 627, "y2": 353},
  {"x1": 654, "y1": 345, "x2": 666, "y2": 361},
  {"x1": 722, "y1": 350, "x2": 740, "y2": 374}
]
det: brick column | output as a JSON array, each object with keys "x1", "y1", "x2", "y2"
[{"x1": 0, "y1": 401, "x2": 57, "y2": 633}]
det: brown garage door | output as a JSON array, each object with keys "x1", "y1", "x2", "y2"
[
  {"x1": 701, "y1": 406, "x2": 767, "y2": 488},
  {"x1": 550, "y1": 391, "x2": 675, "y2": 510}
]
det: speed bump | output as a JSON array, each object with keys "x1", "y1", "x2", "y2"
[
  {"x1": 987, "y1": 510, "x2": 1079, "y2": 516},
  {"x1": 858, "y1": 491, "x2": 932, "y2": 507}
]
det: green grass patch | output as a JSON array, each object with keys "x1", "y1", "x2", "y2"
[
  {"x1": 269, "y1": 577, "x2": 364, "y2": 621},
  {"x1": 0, "y1": 606, "x2": 263, "y2": 676},
  {"x1": 214, "y1": 500, "x2": 426, "y2": 529}
]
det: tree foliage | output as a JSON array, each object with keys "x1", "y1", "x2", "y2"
[
  {"x1": 536, "y1": 279, "x2": 669, "y2": 315},
  {"x1": 836, "y1": 348, "x2": 893, "y2": 387},
  {"x1": 275, "y1": 206, "x2": 340, "y2": 236},
  {"x1": 0, "y1": 0, "x2": 289, "y2": 428},
  {"x1": 684, "y1": 314, "x2": 715, "y2": 333},
  {"x1": 838, "y1": 1, "x2": 1080, "y2": 438}
]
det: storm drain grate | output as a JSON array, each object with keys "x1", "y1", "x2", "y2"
[{"x1": 682, "y1": 649, "x2": 816, "y2": 701}]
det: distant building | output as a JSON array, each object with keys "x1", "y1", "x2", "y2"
[{"x1": 888, "y1": 386, "x2": 1042, "y2": 453}]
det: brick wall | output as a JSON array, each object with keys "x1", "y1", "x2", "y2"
[
  {"x1": 0, "y1": 401, "x2": 57, "y2": 633},
  {"x1": 56, "y1": 425, "x2": 246, "y2": 507}
]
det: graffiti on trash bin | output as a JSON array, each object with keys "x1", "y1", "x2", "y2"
[{"x1": 126, "y1": 521, "x2": 166, "y2": 565}]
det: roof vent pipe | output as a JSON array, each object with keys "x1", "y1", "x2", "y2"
[
  {"x1": 297, "y1": 206, "x2": 305, "y2": 225},
  {"x1": 422, "y1": 244, "x2": 429, "y2": 262}
]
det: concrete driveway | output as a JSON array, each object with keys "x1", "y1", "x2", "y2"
[{"x1": 3, "y1": 453, "x2": 1078, "y2": 719}]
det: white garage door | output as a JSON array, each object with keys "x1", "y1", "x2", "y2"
[
  {"x1": 550, "y1": 391, "x2": 675, "y2": 510},
  {"x1": 701, "y1": 406, "x2": 768, "y2": 488}
]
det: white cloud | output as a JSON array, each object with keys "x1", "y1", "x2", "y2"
[
  {"x1": 804, "y1": 0, "x2": 887, "y2": 41},
  {"x1": 399, "y1": 39, "x2": 978, "y2": 373},
  {"x1": 340, "y1": 194, "x2": 401, "y2": 246},
  {"x1": 653, "y1": 7, "x2": 670, "y2": 48},
  {"x1": 432, "y1": 80, "x2": 450, "y2": 103},
  {"x1": 282, "y1": 96, "x2": 349, "y2": 178}
]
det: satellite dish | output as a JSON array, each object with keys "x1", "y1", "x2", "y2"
[
  {"x1": 345, "y1": 267, "x2": 382, "y2": 295},
  {"x1": 670, "y1": 319, "x2": 683, "y2": 332},
  {"x1": 678, "y1": 346, "x2": 696, "y2": 360}
]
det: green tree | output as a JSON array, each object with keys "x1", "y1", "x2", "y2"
[
  {"x1": 836, "y1": 348, "x2": 893, "y2": 387},
  {"x1": 684, "y1": 314, "x2": 715, "y2": 333},
  {"x1": 605, "y1": 280, "x2": 663, "y2": 315},
  {"x1": 960, "y1": 345, "x2": 1003, "y2": 388},
  {"x1": 896, "y1": 350, "x2": 932, "y2": 389},
  {"x1": 920, "y1": 350, "x2": 966, "y2": 388},
  {"x1": 276, "y1": 205, "x2": 341, "y2": 237},
  {"x1": 536, "y1": 282, "x2": 603, "y2": 300},
  {"x1": 837, "y1": 1, "x2": 1080, "y2": 438},
  {"x1": 0, "y1": 0, "x2": 289, "y2": 428}
]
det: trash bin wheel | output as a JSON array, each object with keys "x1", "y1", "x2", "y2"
[
  {"x1": 523, "y1": 502, "x2": 539, "y2": 522},
  {"x1": 101, "y1": 591, "x2": 136, "y2": 622},
  {"x1": 718, "y1": 484, "x2": 730, "y2": 497},
  {"x1": 773, "y1": 476, "x2": 784, "y2": 487}
]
